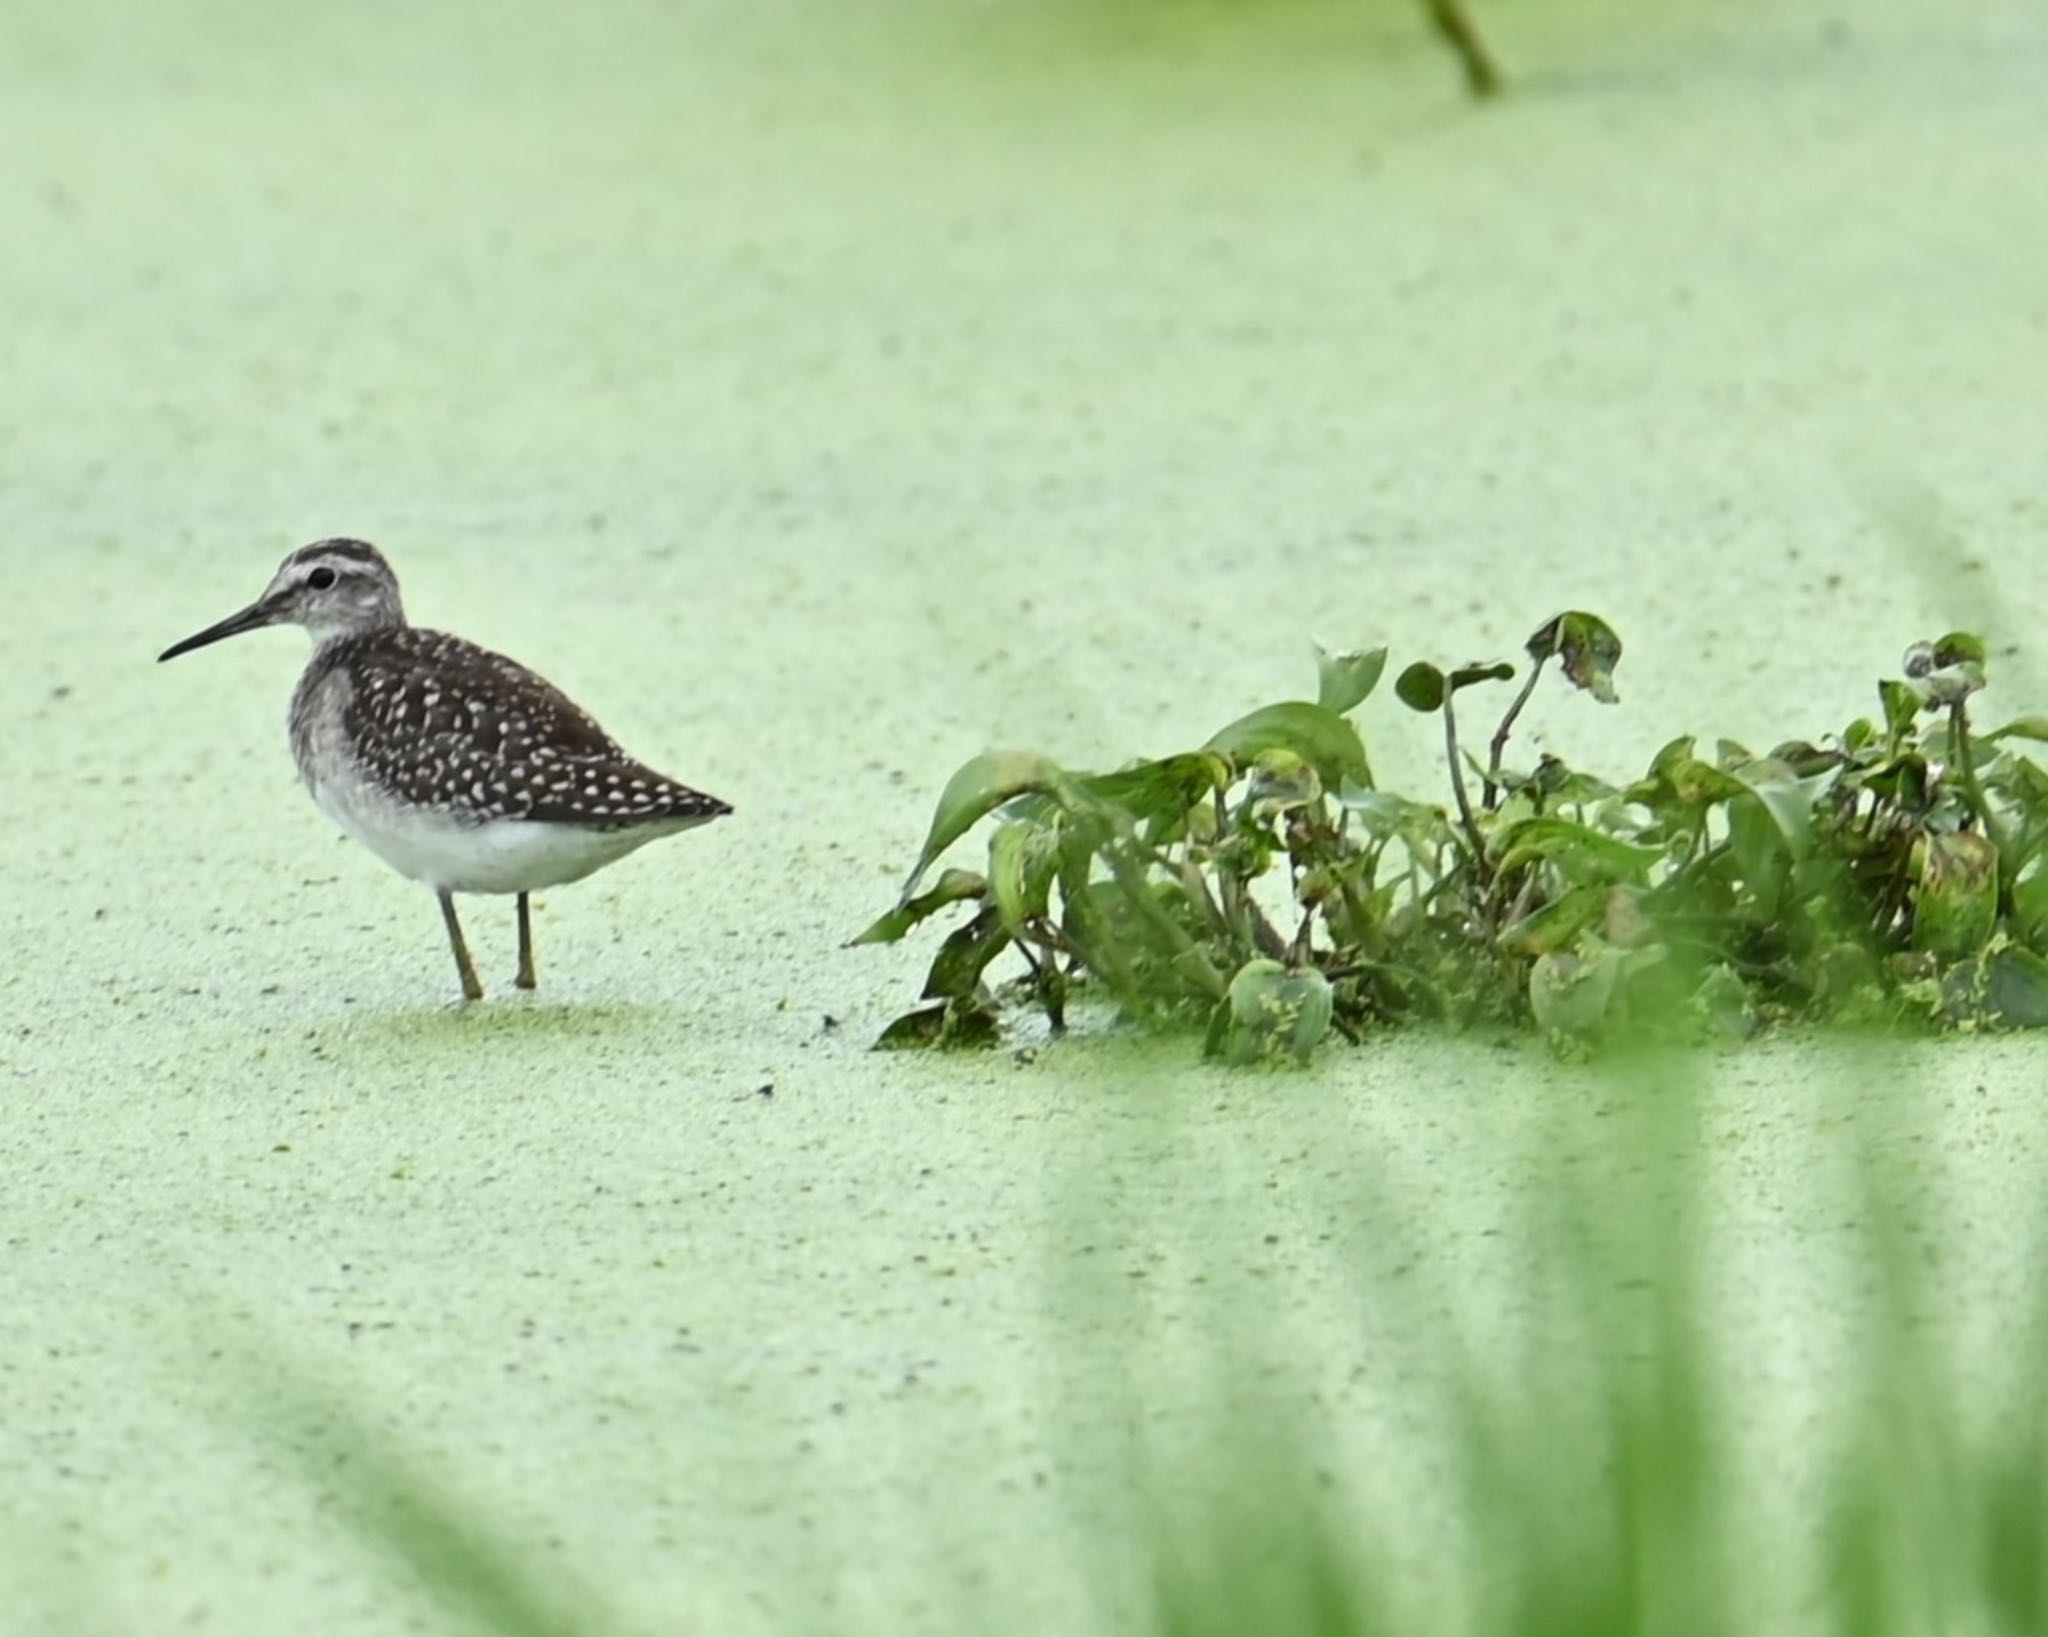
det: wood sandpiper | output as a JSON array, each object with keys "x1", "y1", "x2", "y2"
[{"x1": 159, "y1": 538, "x2": 731, "y2": 1002}]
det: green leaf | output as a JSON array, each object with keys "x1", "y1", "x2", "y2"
[
  {"x1": 1206, "y1": 702, "x2": 1371, "y2": 789},
  {"x1": 1546, "y1": 765, "x2": 1623, "y2": 809},
  {"x1": 848, "y1": 869, "x2": 987, "y2": 946},
  {"x1": 1984, "y1": 945, "x2": 2048, "y2": 1028},
  {"x1": 1527, "y1": 611, "x2": 1624, "y2": 702},
  {"x1": 1649, "y1": 734, "x2": 1696, "y2": 778},
  {"x1": 1767, "y1": 740, "x2": 1842, "y2": 779},
  {"x1": 1398, "y1": 659, "x2": 1514, "y2": 711},
  {"x1": 1337, "y1": 782, "x2": 1454, "y2": 851},
  {"x1": 1451, "y1": 660, "x2": 1516, "y2": 691},
  {"x1": 1986, "y1": 715, "x2": 2048, "y2": 746},
  {"x1": 1494, "y1": 818, "x2": 1663, "y2": 881},
  {"x1": 1933, "y1": 630, "x2": 1988, "y2": 668},
  {"x1": 1879, "y1": 678, "x2": 1922, "y2": 740},
  {"x1": 1902, "y1": 641, "x2": 1986, "y2": 707},
  {"x1": 901, "y1": 751, "x2": 1062, "y2": 898},
  {"x1": 1245, "y1": 749, "x2": 1322, "y2": 821},
  {"x1": 2013, "y1": 867, "x2": 2048, "y2": 946},
  {"x1": 987, "y1": 822, "x2": 1054, "y2": 938},
  {"x1": 921, "y1": 906, "x2": 1012, "y2": 1000},
  {"x1": 1921, "y1": 663, "x2": 1987, "y2": 708},
  {"x1": 1213, "y1": 960, "x2": 1333, "y2": 1062},
  {"x1": 1201, "y1": 998, "x2": 1234, "y2": 1060},
  {"x1": 1727, "y1": 796, "x2": 1790, "y2": 916},
  {"x1": 1670, "y1": 758, "x2": 1749, "y2": 804},
  {"x1": 1912, "y1": 830, "x2": 1999, "y2": 960},
  {"x1": 1528, "y1": 946, "x2": 1622, "y2": 1035},
  {"x1": 1632, "y1": 733, "x2": 1757, "y2": 807},
  {"x1": 874, "y1": 1000, "x2": 1001, "y2": 1051},
  {"x1": 1713, "y1": 758, "x2": 1832, "y2": 921},
  {"x1": 1395, "y1": 663, "x2": 1445, "y2": 712},
  {"x1": 1078, "y1": 753, "x2": 1231, "y2": 824},
  {"x1": 1857, "y1": 752, "x2": 1931, "y2": 812},
  {"x1": 1723, "y1": 759, "x2": 1833, "y2": 858},
  {"x1": 1315, "y1": 643, "x2": 1389, "y2": 715},
  {"x1": 1498, "y1": 883, "x2": 1607, "y2": 956},
  {"x1": 1690, "y1": 964, "x2": 1759, "y2": 1039}
]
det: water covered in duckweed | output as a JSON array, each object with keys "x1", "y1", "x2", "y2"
[{"x1": 4, "y1": 0, "x2": 2045, "y2": 1629}]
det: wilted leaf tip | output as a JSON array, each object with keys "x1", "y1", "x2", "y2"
[{"x1": 1528, "y1": 612, "x2": 1623, "y2": 704}]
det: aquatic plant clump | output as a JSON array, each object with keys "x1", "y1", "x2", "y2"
[{"x1": 857, "y1": 616, "x2": 2048, "y2": 1058}]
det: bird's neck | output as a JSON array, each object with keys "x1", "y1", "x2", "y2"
[{"x1": 307, "y1": 602, "x2": 408, "y2": 650}]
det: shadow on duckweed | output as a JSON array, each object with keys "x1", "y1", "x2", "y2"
[
  {"x1": 1100, "y1": 1039, "x2": 2048, "y2": 1636},
  {"x1": 156, "y1": 1038, "x2": 2048, "y2": 1635},
  {"x1": 247, "y1": 1383, "x2": 617, "y2": 1637},
  {"x1": 308, "y1": 997, "x2": 698, "y2": 1055}
]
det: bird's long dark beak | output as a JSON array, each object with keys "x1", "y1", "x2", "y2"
[{"x1": 157, "y1": 597, "x2": 280, "y2": 662}]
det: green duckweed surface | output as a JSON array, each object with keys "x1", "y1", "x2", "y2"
[{"x1": 3, "y1": 0, "x2": 2047, "y2": 1630}]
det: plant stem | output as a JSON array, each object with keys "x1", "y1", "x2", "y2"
[
  {"x1": 1949, "y1": 699, "x2": 2011, "y2": 875},
  {"x1": 1024, "y1": 920, "x2": 1081, "y2": 971},
  {"x1": 1422, "y1": 0, "x2": 1504, "y2": 98},
  {"x1": 1443, "y1": 698, "x2": 1487, "y2": 865},
  {"x1": 1501, "y1": 869, "x2": 1539, "y2": 932},
  {"x1": 1484, "y1": 657, "x2": 1546, "y2": 811},
  {"x1": 1243, "y1": 891, "x2": 1291, "y2": 961},
  {"x1": 1177, "y1": 855, "x2": 1230, "y2": 940},
  {"x1": 1010, "y1": 937, "x2": 1067, "y2": 1034},
  {"x1": 1331, "y1": 865, "x2": 1376, "y2": 952},
  {"x1": 1289, "y1": 903, "x2": 1319, "y2": 966}
]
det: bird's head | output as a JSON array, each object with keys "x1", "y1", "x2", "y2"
[{"x1": 158, "y1": 538, "x2": 407, "y2": 661}]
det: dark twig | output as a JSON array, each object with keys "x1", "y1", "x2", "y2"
[{"x1": 1423, "y1": 0, "x2": 1505, "y2": 98}]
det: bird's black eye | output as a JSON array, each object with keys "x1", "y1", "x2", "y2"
[{"x1": 307, "y1": 566, "x2": 337, "y2": 590}]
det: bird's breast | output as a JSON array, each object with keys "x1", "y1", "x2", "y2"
[{"x1": 289, "y1": 663, "x2": 357, "y2": 808}]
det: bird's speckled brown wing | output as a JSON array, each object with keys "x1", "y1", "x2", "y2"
[{"x1": 329, "y1": 627, "x2": 730, "y2": 830}]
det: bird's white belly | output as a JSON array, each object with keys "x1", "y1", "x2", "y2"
[{"x1": 308, "y1": 771, "x2": 707, "y2": 895}]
